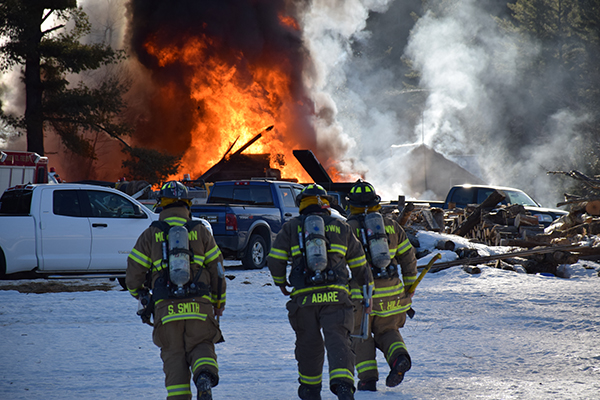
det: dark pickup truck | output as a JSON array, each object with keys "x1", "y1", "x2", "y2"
[
  {"x1": 190, "y1": 180, "x2": 304, "y2": 269},
  {"x1": 418, "y1": 184, "x2": 568, "y2": 226}
]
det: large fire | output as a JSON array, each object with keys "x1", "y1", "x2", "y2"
[{"x1": 133, "y1": 10, "x2": 320, "y2": 183}]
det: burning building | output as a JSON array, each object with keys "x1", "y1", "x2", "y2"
[{"x1": 125, "y1": 0, "x2": 327, "y2": 183}]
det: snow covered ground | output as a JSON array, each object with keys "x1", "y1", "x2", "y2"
[{"x1": 1, "y1": 230, "x2": 599, "y2": 400}]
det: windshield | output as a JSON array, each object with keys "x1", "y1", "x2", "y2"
[{"x1": 504, "y1": 190, "x2": 539, "y2": 207}]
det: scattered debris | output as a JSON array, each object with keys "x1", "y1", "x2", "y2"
[{"x1": 383, "y1": 175, "x2": 600, "y2": 277}]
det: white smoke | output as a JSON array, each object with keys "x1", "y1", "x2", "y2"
[
  {"x1": 0, "y1": 69, "x2": 26, "y2": 150},
  {"x1": 487, "y1": 110, "x2": 589, "y2": 207},
  {"x1": 300, "y1": 0, "x2": 416, "y2": 199},
  {"x1": 303, "y1": 0, "x2": 580, "y2": 207},
  {"x1": 405, "y1": 1, "x2": 524, "y2": 159},
  {"x1": 405, "y1": 1, "x2": 580, "y2": 207},
  {"x1": 78, "y1": 0, "x2": 127, "y2": 48}
]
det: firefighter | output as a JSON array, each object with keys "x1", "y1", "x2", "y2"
[
  {"x1": 126, "y1": 181, "x2": 225, "y2": 400},
  {"x1": 267, "y1": 183, "x2": 374, "y2": 400},
  {"x1": 346, "y1": 180, "x2": 418, "y2": 391}
]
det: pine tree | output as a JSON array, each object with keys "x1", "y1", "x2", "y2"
[
  {"x1": 0, "y1": 1, "x2": 181, "y2": 183},
  {"x1": 0, "y1": 0, "x2": 125, "y2": 156}
]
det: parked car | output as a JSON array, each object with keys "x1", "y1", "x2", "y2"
[{"x1": 0, "y1": 183, "x2": 158, "y2": 283}]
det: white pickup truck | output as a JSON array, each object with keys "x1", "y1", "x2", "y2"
[{"x1": 0, "y1": 183, "x2": 159, "y2": 282}]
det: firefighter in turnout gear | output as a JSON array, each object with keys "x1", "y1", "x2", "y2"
[
  {"x1": 346, "y1": 180, "x2": 418, "y2": 392},
  {"x1": 267, "y1": 184, "x2": 374, "y2": 400},
  {"x1": 126, "y1": 181, "x2": 225, "y2": 400}
]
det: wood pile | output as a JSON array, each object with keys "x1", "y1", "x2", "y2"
[
  {"x1": 443, "y1": 203, "x2": 549, "y2": 247},
  {"x1": 393, "y1": 187, "x2": 600, "y2": 277}
]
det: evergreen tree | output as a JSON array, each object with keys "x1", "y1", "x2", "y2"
[
  {"x1": 0, "y1": 0, "x2": 181, "y2": 183},
  {"x1": 0, "y1": 0, "x2": 123, "y2": 156}
]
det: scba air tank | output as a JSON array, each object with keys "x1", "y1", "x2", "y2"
[
  {"x1": 364, "y1": 212, "x2": 391, "y2": 269},
  {"x1": 304, "y1": 215, "x2": 328, "y2": 272},
  {"x1": 168, "y1": 225, "x2": 191, "y2": 287}
]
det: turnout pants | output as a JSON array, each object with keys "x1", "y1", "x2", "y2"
[
  {"x1": 152, "y1": 314, "x2": 221, "y2": 400},
  {"x1": 287, "y1": 300, "x2": 355, "y2": 392},
  {"x1": 351, "y1": 304, "x2": 409, "y2": 383}
]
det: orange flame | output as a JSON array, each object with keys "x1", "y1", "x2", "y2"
[
  {"x1": 278, "y1": 14, "x2": 300, "y2": 31},
  {"x1": 144, "y1": 34, "x2": 313, "y2": 182}
]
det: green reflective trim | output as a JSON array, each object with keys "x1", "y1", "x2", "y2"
[
  {"x1": 389, "y1": 248, "x2": 398, "y2": 258},
  {"x1": 128, "y1": 288, "x2": 139, "y2": 297},
  {"x1": 372, "y1": 283, "x2": 403, "y2": 298},
  {"x1": 209, "y1": 293, "x2": 222, "y2": 304},
  {"x1": 192, "y1": 357, "x2": 218, "y2": 374},
  {"x1": 329, "y1": 244, "x2": 347, "y2": 254},
  {"x1": 386, "y1": 341, "x2": 407, "y2": 363},
  {"x1": 397, "y1": 238, "x2": 412, "y2": 255},
  {"x1": 350, "y1": 288, "x2": 363, "y2": 300},
  {"x1": 210, "y1": 292, "x2": 224, "y2": 301},
  {"x1": 161, "y1": 312, "x2": 207, "y2": 324},
  {"x1": 330, "y1": 368, "x2": 354, "y2": 382},
  {"x1": 166, "y1": 383, "x2": 191, "y2": 397},
  {"x1": 404, "y1": 275, "x2": 417, "y2": 286},
  {"x1": 371, "y1": 304, "x2": 411, "y2": 318},
  {"x1": 165, "y1": 216, "x2": 187, "y2": 226},
  {"x1": 328, "y1": 248, "x2": 346, "y2": 256},
  {"x1": 205, "y1": 245, "x2": 222, "y2": 263},
  {"x1": 128, "y1": 249, "x2": 151, "y2": 268},
  {"x1": 299, "y1": 373, "x2": 322, "y2": 385},
  {"x1": 291, "y1": 284, "x2": 349, "y2": 297},
  {"x1": 356, "y1": 360, "x2": 378, "y2": 374},
  {"x1": 153, "y1": 259, "x2": 167, "y2": 272},
  {"x1": 273, "y1": 275, "x2": 287, "y2": 285},
  {"x1": 193, "y1": 254, "x2": 205, "y2": 265},
  {"x1": 269, "y1": 247, "x2": 289, "y2": 260},
  {"x1": 347, "y1": 254, "x2": 367, "y2": 268}
]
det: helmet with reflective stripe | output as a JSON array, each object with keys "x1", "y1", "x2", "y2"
[
  {"x1": 158, "y1": 181, "x2": 191, "y2": 206},
  {"x1": 298, "y1": 183, "x2": 327, "y2": 200},
  {"x1": 346, "y1": 179, "x2": 381, "y2": 207}
]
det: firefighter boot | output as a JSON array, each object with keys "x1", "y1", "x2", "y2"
[
  {"x1": 385, "y1": 354, "x2": 411, "y2": 387},
  {"x1": 357, "y1": 379, "x2": 377, "y2": 391},
  {"x1": 195, "y1": 373, "x2": 213, "y2": 400},
  {"x1": 298, "y1": 384, "x2": 322, "y2": 400},
  {"x1": 335, "y1": 383, "x2": 355, "y2": 400}
]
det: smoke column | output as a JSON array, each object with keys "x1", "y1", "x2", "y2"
[
  {"x1": 402, "y1": 0, "x2": 584, "y2": 206},
  {"x1": 308, "y1": 0, "x2": 583, "y2": 206},
  {"x1": 1, "y1": 0, "x2": 586, "y2": 207}
]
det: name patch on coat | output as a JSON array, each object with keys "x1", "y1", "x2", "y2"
[
  {"x1": 161, "y1": 301, "x2": 207, "y2": 324},
  {"x1": 168, "y1": 302, "x2": 201, "y2": 315},
  {"x1": 301, "y1": 291, "x2": 340, "y2": 305}
]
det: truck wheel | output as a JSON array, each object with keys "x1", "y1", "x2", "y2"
[{"x1": 242, "y1": 234, "x2": 267, "y2": 269}]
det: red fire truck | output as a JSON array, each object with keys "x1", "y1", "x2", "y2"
[{"x1": 0, "y1": 150, "x2": 54, "y2": 194}]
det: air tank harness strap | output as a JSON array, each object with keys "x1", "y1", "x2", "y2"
[{"x1": 150, "y1": 220, "x2": 207, "y2": 300}]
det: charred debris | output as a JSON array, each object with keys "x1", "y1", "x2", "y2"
[{"x1": 383, "y1": 171, "x2": 600, "y2": 278}]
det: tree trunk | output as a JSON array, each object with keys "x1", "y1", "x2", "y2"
[{"x1": 24, "y1": 6, "x2": 45, "y2": 155}]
